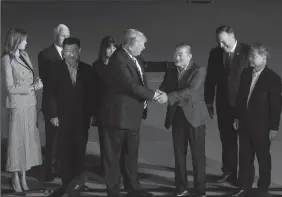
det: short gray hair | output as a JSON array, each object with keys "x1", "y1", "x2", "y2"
[
  {"x1": 53, "y1": 24, "x2": 69, "y2": 37},
  {"x1": 123, "y1": 29, "x2": 147, "y2": 47},
  {"x1": 251, "y1": 41, "x2": 270, "y2": 59}
]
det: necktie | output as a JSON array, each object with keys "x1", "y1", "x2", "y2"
[
  {"x1": 132, "y1": 57, "x2": 147, "y2": 108},
  {"x1": 247, "y1": 70, "x2": 260, "y2": 106},
  {"x1": 132, "y1": 57, "x2": 144, "y2": 83}
]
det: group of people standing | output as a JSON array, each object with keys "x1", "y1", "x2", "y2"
[{"x1": 1, "y1": 23, "x2": 281, "y2": 197}]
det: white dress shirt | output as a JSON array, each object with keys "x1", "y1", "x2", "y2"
[
  {"x1": 247, "y1": 68, "x2": 264, "y2": 106},
  {"x1": 54, "y1": 44, "x2": 63, "y2": 59},
  {"x1": 123, "y1": 47, "x2": 148, "y2": 108},
  {"x1": 123, "y1": 47, "x2": 144, "y2": 83}
]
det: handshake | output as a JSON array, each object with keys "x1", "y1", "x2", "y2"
[{"x1": 153, "y1": 89, "x2": 168, "y2": 104}]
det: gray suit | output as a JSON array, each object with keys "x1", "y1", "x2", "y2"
[{"x1": 159, "y1": 61, "x2": 209, "y2": 195}]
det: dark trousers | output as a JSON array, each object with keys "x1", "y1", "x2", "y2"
[
  {"x1": 217, "y1": 104, "x2": 238, "y2": 178},
  {"x1": 238, "y1": 126, "x2": 271, "y2": 192},
  {"x1": 98, "y1": 127, "x2": 129, "y2": 188},
  {"x1": 57, "y1": 127, "x2": 88, "y2": 190},
  {"x1": 172, "y1": 107, "x2": 206, "y2": 195},
  {"x1": 44, "y1": 120, "x2": 59, "y2": 176},
  {"x1": 102, "y1": 127, "x2": 140, "y2": 196}
]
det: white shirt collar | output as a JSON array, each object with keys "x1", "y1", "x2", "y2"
[
  {"x1": 122, "y1": 46, "x2": 134, "y2": 59},
  {"x1": 253, "y1": 67, "x2": 265, "y2": 76},
  {"x1": 230, "y1": 40, "x2": 237, "y2": 53},
  {"x1": 54, "y1": 44, "x2": 63, "y2": 59}
]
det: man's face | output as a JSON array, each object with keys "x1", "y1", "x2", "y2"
[
  {"x1": 217, "y1": 32, "x2": 235, "y2": 53},
  {"x1": 173, "y1": 46, "x2": 192, "y2": 69},
  {"x1": 105, "y1": 43, "x2": 116, "y2": 59},
  {"x1": 130, "y1": 37, "x2": 146, "y2": 57},
  {"x1": 62, "y1": 44, "x2": 80, "y2": 65},
  {"x1": 249, "y1": 49, "x2": 266, "y2": 68},
  {"x1": 56, "y1": 28, "x2": 70, "y2": 47}
]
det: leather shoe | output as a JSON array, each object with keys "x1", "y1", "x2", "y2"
[
  {"x1": 176, "y1": 189, "x2": 189, "y2": 196},
  {"x1": 49, "y1": 187, "x2": 65, "y2": 197},
  {"x1": 231, "y1": 189, "x2": 248, "y2": 197},
  {"x1": 127, "y1": 191, "x2": 153, "y2": 197},
  {"x1": 217, "y1": 173, "x2": 238, "y2": 186}
]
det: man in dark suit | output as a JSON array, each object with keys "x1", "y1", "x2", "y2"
[
  {"x1": 99, "y1": 29, "x2": 162, "y2": 197},
  {"x1": 231, "y1": 42, "x2": 282, "y2": 197},
  {"x1": 156, "y1": 43, "x2": 209, "y2": 197},
  {"x1": 204, "y1": 25, "x2": 250, "y2": 184},
  {"x1": 45, "y1": 37, "x2": 94, "y2": 197},
  {"x1": 38, "y1": 24, "x2": 70, "y2": 181}
]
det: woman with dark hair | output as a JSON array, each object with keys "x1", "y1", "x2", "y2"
[
  {"x1": 1, "y1": 28, "x2": 43, "y2": 192},
  {"x1": 92, "y1": 36, "x2": 116, "y2": 163}
]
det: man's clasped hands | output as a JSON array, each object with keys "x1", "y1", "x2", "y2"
[{"x1": 153, "y1": 90, "x2": 168, "y2": 104}]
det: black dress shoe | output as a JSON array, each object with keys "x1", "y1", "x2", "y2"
[
  {"x1": 217, "y1": 174, "x2": 238, "y2": 186},
  {"x1": 176, "y1": 189, "x2": 189, "y2": 196},
  {"x1": 231, "y1": 189, "x2": 248, "y2": 197},
  {"x1": 127, "y1": 191, "x2": 153, "y2": 197},
  {"x1": 49, "y1": 187, "x2": 65, "y2": 197},
  {"x1": 81, "y1": 184, "x2": 90, "y2": 191},
  {"x1": 65, "y1": 176, "x2": 87, "y2": 197}
]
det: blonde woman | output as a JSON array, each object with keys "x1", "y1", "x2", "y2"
[{"x1": 2, "y1": 28, "x2": 43, "y2": 192}]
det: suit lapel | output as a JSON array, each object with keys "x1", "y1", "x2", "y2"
[
  {"x1": 178, "y1": 61, "x2": 197, "y2": 88},
  {"x1": 51, "y1": 44, "x2": 63, "y2": 60},
  {"x1": 249, "y1": 67, "x2": 267, "y2": 100},
  {"x1": 15, "y1": 52, "x2": 35, "y2": 79},
  {"x1": 229, "y1": 43, "x2": 243, "y2": 79},
  {"x1": 122, "y1": 49, "x2": 145, "y2": 85}
]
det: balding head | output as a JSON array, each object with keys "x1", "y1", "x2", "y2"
[
  {"x1": 54, "y1": 24, "x2": 70, "y2": 47},
  {"x1": 123, "y1": 29, "x2": 147, "y2": 57},
  {"x1": 173, "y1": 43, "x2": 193, "y2": 69}
]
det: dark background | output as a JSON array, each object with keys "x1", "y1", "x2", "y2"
[{"x1": 1, "y1": 0, "x2": 282, "y2": 188}]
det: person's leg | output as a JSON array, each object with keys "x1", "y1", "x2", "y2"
[
  {"x1": 217, "y1": 106, "x2": 238, "y2": 182},
  {"x1": 253, "y1": 132, "x2": 271, "y2": 193},
  {"x1": 102, "y1": 127, "x2": 125, "y2": 196},
  {"x1": 172, "y1": 107, "x2": 189, "y2": 194},
  {"x1": 187, "y1": 124, "x2": 206, "y2": 196},
  {"x1": 44, "y1": 121, "x2": 58, "y2": 180}
]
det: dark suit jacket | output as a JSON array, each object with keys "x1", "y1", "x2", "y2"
[
  {"x1": 235, "y1": 67, "x2": 282, "y2": 132},
  {"x1": 38, "y1": 45, "x2": 62, "y2": 116},
  {"x1": 45, "y1": 60, "x2": 94, "y2": 132},
  {"x1": 205, "y1": 43, "x2": 250, "y2": 111},
  {"x1": 92, "y1": 57, "x2": 170, "y2": 127},
  {"x1": 100, "y1": 47, "x2": 156, "y2": 130},
  {"x1": 159, "y1": 61, "x2": 209, "y2": 128}
]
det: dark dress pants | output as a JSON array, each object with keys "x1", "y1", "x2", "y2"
[
  {"x1": 44, "y1": 120, "x2": 59, "y2": 177},
  {"x1": 98, "y1": 126, "x2": 129, "y2": 189},
  {"x1": 57, "y1": 125, "x2": 88, "y2": 191},
  {"x1": 102, "y1": 127, "x2": 140, "y2": 196},
  {"x1": 238, "y1": 125, "x2": 271, "y2": 192},
  {"x1": 172, "y1": 107, "x2": 206, "y2": 195},
  {"x1": 216, "y1": 102, "x2": 238, "y2": 179}
]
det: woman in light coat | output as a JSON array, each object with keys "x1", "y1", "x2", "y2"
[{"x1": 2, "y1": 28, "x2": 43, "y2": 192}]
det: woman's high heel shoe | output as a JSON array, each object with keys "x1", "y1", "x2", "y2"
[{"x1": 9, "y1": 179, "x2": 23, "y2": 193}]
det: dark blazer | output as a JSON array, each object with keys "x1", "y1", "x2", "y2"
[
  {"x1": 92, "y1": 57, "x2": 170, "y2": 126},
  {"x1": 38, "y1": 45, "x2": 62, "y2": 115},
  {"x1": 205, "y1": 42, "x2": 250, "y2": 110},
  {"x1": 235, "y1": 67, "x2": 282, "y2": 132},
  {"x1": 159, "y1": 61, "x2": 210, "y2": 128},
  {"x1": 100, "y1": 47, "x2": 156, "y2": 130},
  {"x1": 45, "y1": 60, "x2": 94, "y2": 132}
]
